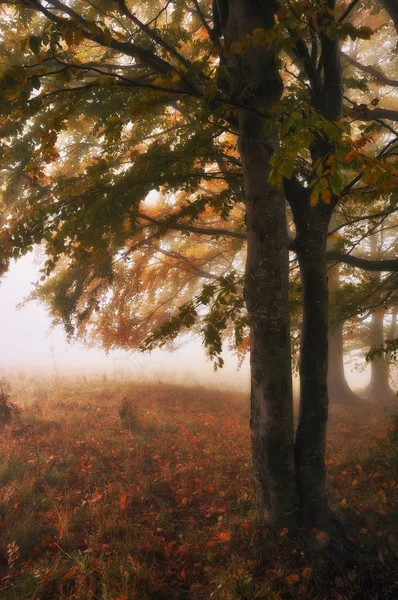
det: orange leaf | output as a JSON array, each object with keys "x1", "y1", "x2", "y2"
[
  {"x1": 321, "y1": 188, "x2": 332, "y2": 204},
  {"x1": 177, "y1": 569, "x2": 186, "y2": 581},
  {"x1": 378, "y1": 490, "x2": 387, "y2": 504},
  {"x1": 302, "y1": 567, "x2": 312, "y2": 579},
  {"x1": 310, "y1": 190, "x2": 319, "y2": 207},
  {"x1": 216, "y1": 531, "x2": 230, "y2": 543},
  {"x1": 119, "y1": 494, "x2": 127, "y2": 511},
  {"x1": 279, "y1": 527, "x2": 289, "y2": 537},
  {"x1": 286, "y1": 574, "x2": 300, "y2": 585}
]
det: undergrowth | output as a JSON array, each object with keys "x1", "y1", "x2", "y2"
[{"x1": 0, "y1": 376, "x2": 396, "y2": 599}]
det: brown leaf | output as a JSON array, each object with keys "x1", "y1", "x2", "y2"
[{"x1": 119, "y1": 494, "x2": 127, "y2": 511}]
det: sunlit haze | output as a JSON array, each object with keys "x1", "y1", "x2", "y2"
[
  {"x1": 0, "y1": 253, "x2": 251, "y2": 387},
  {"x1": 0, "y1": 254, "x2": 373, "y2": 392}
]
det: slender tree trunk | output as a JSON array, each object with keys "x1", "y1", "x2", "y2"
[
  {"x1": 327, "y1": 217, "x2": 359, "y2": 404},
  {"x1": 295, "y1": 222, "x2": 330, "y2": 528},
  {"x1": 328, "y1": 323, "x2": 360, "y2": 404},
  {"x1": 285, "y1": 0, "x2": 342, "y2": 527},
  {"x1": 366, "y1": 233, "x2": 397, "y2": 407},
  {"x1": 224, "y1": 1, "x2": 297, "y2": 526},
  {"x1": 367, "y1": 308, "x2": 397, "y2": 406}
]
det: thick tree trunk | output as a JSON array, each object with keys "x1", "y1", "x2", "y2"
[
  {"x1": 224, "y1": 1, "x2": 297, "y2": 526},
  {"x1": 241, "y1": 112, "x2": 296, "y2": 526},
  {"x1": 295, "y1": 230, "x2": 329, "y2": 528}
]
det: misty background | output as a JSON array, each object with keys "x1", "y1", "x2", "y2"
[{"x1": 0, "y1": 252, "x2": 373, "y2": 392}]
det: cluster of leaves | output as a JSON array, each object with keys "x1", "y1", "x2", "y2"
[
  {"x1": 141, "y1": 272, "x2": 247, "y2": 369},
  {"x1": 366, "y1": 337, "x2": 398, "y2": 362}
]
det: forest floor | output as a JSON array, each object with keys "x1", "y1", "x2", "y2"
[{"x1": 0, "y1": 376, "x2": 397, "y2": 600}]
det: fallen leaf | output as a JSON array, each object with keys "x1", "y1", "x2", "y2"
[
  {"x1": 216, "y1": 531, "x2": 230, "y2": 543},
  {"x1": 119, "y1": 494, "x2": 127, "y2": 511}
]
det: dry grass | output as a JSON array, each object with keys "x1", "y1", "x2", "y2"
[{"x1": 0, "y1": 375, "x2": 396, "y2": 599}]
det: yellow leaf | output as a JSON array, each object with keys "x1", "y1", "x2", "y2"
[
  {"x1": 230, "y1": 40, "x2": 247, "y2": 55},
  {"x1": 153, "y1": 77, "x2": 167, "y2": 87}
]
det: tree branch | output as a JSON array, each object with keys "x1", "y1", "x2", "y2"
[
  {"x1": 338, "y1": 0, "x2": 361, "y2": 23},
  {"x1": 342, "y1": 51, "x2": 398, "y2": 87},
  {"x1": 116, "y1": 0, "x2": 192, "y2": 69},
  {"x1": 192, "y1": 0, "x2": 215, "y2": 41},
  {"x1": 137, "y1": 212, "x2": 246, "y2": 240},
  {"x1": 25, "y1": 0, "x2": 182, "y2": 78},
  {"x1": 325, "y1": 251, "x2": 398, "y2": 271}
]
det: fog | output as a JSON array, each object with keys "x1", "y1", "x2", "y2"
[
  {"x1": 0, "y1": 254, "x2": 251, "y2": 389},
  {"x1": 0, "y1": 253, "x2": 374, "y2": 391}
]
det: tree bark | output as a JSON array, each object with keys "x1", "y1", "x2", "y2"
[
  {"x1": 295, "y1": 226, "x2": 330, "y2": 528},
  {"x1": 289, "y1": 0, "x2": 341, "y2": 527},
  {"x1": 224, "y1": 0, "x2": 297, "y2": 526}
]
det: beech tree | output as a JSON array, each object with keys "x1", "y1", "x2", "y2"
[{"x1": 0, "y1": 1, "x2": 398, "y2": 528}]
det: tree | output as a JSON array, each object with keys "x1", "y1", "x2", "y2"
[
  {"x1": 327, "y1": 215, "x2": 361, "y2": 405},
  {"x1": 0, "y1": 0, "x2": 398, "y2": 529},
  {"x1": 363, "y1": 229, "x2": 397, "y2": 405}
]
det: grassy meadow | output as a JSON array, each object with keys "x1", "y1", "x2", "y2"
[{"x1": 0, "y1": 376, "x2": 397, "y2": 599}]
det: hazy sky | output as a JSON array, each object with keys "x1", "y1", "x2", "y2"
[{"x1": 0, "y1": 253, "x2": 249, "y2": 386}]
